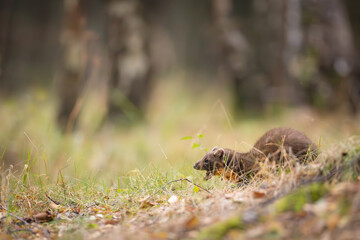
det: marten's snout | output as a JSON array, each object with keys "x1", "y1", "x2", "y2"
[
  {"x1": 194, "y1": 159, "x2": 207, "y2": 170},
  {"x1": 193, "y1": 162, "x2": 200, "y2": 170}
]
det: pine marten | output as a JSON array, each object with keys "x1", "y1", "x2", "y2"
[{"x1": 193, "y1": 127, "x2": 319, "y2": 182}]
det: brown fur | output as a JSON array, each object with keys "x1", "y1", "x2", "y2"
[{"x1": 193, "y1": 127, "x2": 319, "y2": 181}]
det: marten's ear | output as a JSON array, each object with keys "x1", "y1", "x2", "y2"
[
  {"x1": 213, "y1": 148, "x2": 224, "y2": 159},
  {"x1": 211, "y1": 146, "x2": 219, "y2": 152}
]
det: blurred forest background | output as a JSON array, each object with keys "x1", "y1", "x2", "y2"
[{"x1": 0, "y1": 0, "x2": 360, "y2": 180}]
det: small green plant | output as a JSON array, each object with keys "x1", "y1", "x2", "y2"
[{"x1": 181, "y1": 133, "x2": 207, "y2": 151}]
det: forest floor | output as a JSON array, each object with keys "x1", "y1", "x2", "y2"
[
  {"x1": 1, "y1": 137, "x2": 360, "y2": 239},
  {"x1": 1, "y1": 80, "x2": 360, "y2": 239}
]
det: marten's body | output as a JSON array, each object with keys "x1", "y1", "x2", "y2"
[{"x1": 193, "y1": 128, "x2": 319, "y2": 181}]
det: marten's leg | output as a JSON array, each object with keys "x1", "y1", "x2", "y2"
[{"x1": 204, "y1": 171, "x2": 213, "y2": 180}]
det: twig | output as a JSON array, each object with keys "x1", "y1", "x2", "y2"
[
  {"x1": 157, "y1": 178, "x2": 211, "y2": 195},
  {"x1": 45, "y1": 192, "x2": 63, "y2": 206},
  {"x1": 140, "y1": 178, "x2": 211, "y2": 204},
  {"x1": 174, "y1": 178, "x2": 210, "y2": 194},
  {"x1": 1, "y1": 205, "x2": 30, "y2": 225},
  {"x1": 9, "y1": 213, "x2": 30, "y2": 225},
  {"x1": 8, "y1": 228, "x2": 36, "y2": 234}
]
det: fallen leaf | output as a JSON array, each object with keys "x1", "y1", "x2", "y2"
[
  {"x1": 105, "y1": 219, "x2": 120, "y2": 225},
  {"x1": 327, "y1": 214, "x2": 340, "y2": 230},
  {"x1": 72, "y1": 206, "x2": 81, "y2": 214},
  {"x1": 253, "y1": 191, "x2": 266, "y2": 199},
  {"x1": 140, "y1": 200, "x2": 155, "y2": 209},
  {"x1": 31, "y1": 211, "x2": 53, "y2": 223},
  {"x1": 139, "y1": 196, "x2": 156, "y2": 209},
  {"x1": 184, "y1": 216, "x2": 199, "y2": 230},
  {"x1": 50, "y1": 201, "x2": 61, "y2": 210}
]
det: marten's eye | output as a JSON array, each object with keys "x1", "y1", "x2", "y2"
[{"x1": 204, "y1": 159, "x2": 209, "y2": 164}]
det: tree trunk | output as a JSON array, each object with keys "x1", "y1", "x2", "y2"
[
  {"x1": 0, "y1": 0, "x2": 17, "y2": 93},
  {"x1": 107, "y1": 0, "x2": 151, "y2": 119},
  {"x1": 57, "y1": 0, "x2": 87, "y2": 132},
  {"x1": 212, "y1": 0, "x2": 303, "y2": 112},
  {"x1": 301, "y1": 0, "x2": 360, "y2": 113},
  {"x1": 343, "y1": 0, "x2": 360, "y2": 114},
  {"x1": 212, "y1": 0, "x2": 261, "y2": 113}
]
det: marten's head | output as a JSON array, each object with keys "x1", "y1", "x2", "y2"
[{"x1": 193, "y1": 147, "x2": 226, "y2": 180}]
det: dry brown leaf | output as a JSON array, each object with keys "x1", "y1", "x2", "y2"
[
  {"x1": 140, "y1": 200, "x2": 155, "y2": 209},
  {"x1": 105, "y1": 219, "x2": 120, "y2": 225},
  {"x1": 327, "y1": 214, "x2": 340, "y2": 230},
  {"x1": 72, "y1": 206, "x2": 81, "y2": 214},
  {"x1": 50, "y1": 201, "x2": 61, "y2": 210},
  {"x1": 253, "y1": 191, "x2": 266, "y2": 199},
  {"x1": 32, "y1": 211, "x2": 53, "y2": 223},
  {"x1": 138, "y1": 196, "x2": 156, "y2": 209},
  {"x1": 184, "y1": 216, "x2": 199, "y2": 230}
]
